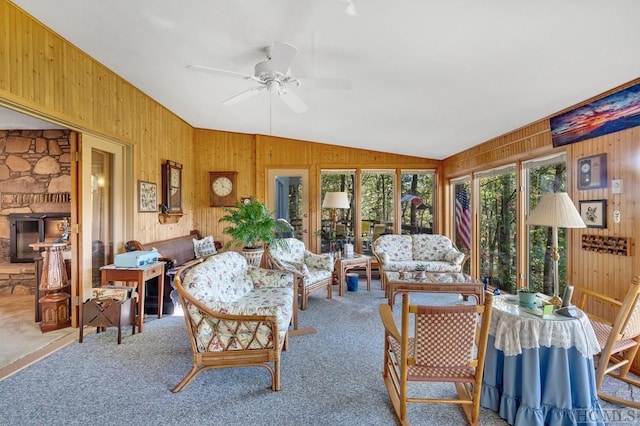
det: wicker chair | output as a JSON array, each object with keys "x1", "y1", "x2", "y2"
[
  {"x1": 572, "y1": 276, "x2": 640, "y2": 408},
  {"x1": 171, "y1": 252, "x2": 295, "y2": 392},
  {"x1": 379, "y1": 292, "x2": 493, "y2": 426},
  {"x1": 266, "y1": 238, "x2": 333, "y2": 310}
]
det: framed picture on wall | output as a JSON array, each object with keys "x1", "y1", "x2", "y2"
[
  {"x1": 138, "y1": 180, "x2": 157, "y2": 212},
  {"x1": 577, "y1": 154, "x2": 607, "y2": 190},
  {"x1": 579, "y1": 199, "x2": 607, "y2": 228}
]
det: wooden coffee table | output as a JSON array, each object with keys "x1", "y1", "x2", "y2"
[{"x1": 385, "y1": 271, "x2": 484, "y2": 308}]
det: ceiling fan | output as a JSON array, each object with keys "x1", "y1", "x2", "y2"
[{"x1": 187, "y1": 41, "x2": 350, "y2": 114}]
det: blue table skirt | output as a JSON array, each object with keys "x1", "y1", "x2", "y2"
[{"x1": 481, "y1": 335, "x2": 604, "y2": 426}]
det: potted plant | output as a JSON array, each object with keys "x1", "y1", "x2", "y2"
[
  {"x1": 219, "y1": 199, "x2": 288, "y2": 266},
  {"x1": 518, "y1": 288, "x2": 537, "y2": 306},
  {"x1": 414, "y1": 263, "x2": 427, "y2": 279}
]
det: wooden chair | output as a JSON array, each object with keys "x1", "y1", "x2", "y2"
[
  {"x1": 572, "y1": 276, "x2": 640, "y2": 408},
  {"x1": 372, "y1": 223, "x2": 387, "y2": 242},
  {"x1": 379, "y1": 292, "x2": 493, "y2": 426},
  {"x1": 361, "y1": 220, "x2": 372, "y2": 249}
]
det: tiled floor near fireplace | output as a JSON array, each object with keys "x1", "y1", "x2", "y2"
[{"x1": 0, "y1": 295, "x2": 75, "y2": 381}]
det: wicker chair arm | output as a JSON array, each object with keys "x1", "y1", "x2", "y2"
[{"x1": 265, "y1": 253, "x2": 304, "y2": 279}]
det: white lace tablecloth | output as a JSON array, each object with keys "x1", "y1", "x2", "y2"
[{"x1": 490, "y1": 295, "x2": 601, "y2": 358}]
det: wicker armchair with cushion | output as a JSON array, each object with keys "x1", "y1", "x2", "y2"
[
  {"x1": 266, "y1": 238, "x2": 334, "y2": 311},
  {"x1": 172, "y1": 251, "x2": 295, "y2": 392}
]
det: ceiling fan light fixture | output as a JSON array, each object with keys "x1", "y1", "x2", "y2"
[
  {"x1": 187, "y1": 40, "x2": 349, "y2": 114},
  {"x1": 266, "y1": 80, "x2": 280, "y2": 92}
]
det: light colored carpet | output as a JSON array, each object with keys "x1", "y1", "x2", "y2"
[
  {"x1": 0, "y1": 286, "x2": 510, "y2": 425},
  {"x1": 0, "y1": 295, "x2": 76, "y2": 371},
  {"x1": 0, "y1": 285, "x2": 638, "y2": 425}
]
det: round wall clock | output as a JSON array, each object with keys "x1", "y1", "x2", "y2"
[{"x1": 209, "y1": 171, "x2": 238, "y2": 207}]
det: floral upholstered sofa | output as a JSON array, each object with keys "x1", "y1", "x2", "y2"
[
  {"x1": 172, "y1": 251, "x2": 295, "y2": 392},
  {"x1": 372, "y1": 234, "x2": 466, "y2": 288}
]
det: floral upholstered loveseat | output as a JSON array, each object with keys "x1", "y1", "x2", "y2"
[
  {"x1": 372, "y1": 234, "x2": 466, "y2": 288},
  {"x1": 172, "y1": 251, "x2": 295, "y2": 392}
]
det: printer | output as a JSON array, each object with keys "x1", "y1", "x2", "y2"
[{"x1": 114, "y1": 250, "x2": 159, "y2": 268}]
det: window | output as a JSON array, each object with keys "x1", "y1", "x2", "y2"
[
  {"x1": 361, "y1": 170, "x2": 395, "y2": 254},
  {"x1": 477, "y1": 165, "x2": 517, "y2": 293},
  {"x1": 524, "y1": 154, "x2": 567, "y2": 296},
  {"x1": 452, "y1": 178, "x2": 472, "y2": 275},
  {"x1": 320, "y1": 170, "x2": 355, "y2": 252},
  {"x1": 400, "y1": 170, "x2": 435, "y2": 235}
]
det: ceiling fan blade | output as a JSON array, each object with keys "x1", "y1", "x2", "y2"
[
  {"x1": 277, "y1": 88, "x2": 308, "y2": 114},
  {"x1": 296, "y1": 77, "x2": 352, "y2": 90},
  {"x1": 186, "y1": 64, "x2": 259, "y2": 82},
  {"x1": 222, "y1": 85, "x2": 266, "y2": 106},
  {"x1": 268, "y1": 41, "x2": 298, "y2": 75}
]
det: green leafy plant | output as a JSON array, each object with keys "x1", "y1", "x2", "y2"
[
  {"x1": 518, "y1": 288, "x2": 537, "y2": 293},
  {"x1": 219, "y1": 199, "x2": 288, "y2": 250},
  {"x1": 415, "y1": 263, "x2": 427, "y2": 271}
]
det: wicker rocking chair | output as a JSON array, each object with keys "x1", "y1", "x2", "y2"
[
  {"x1": 379, "y1": 292, "x2": 493, "y2": 426},
  {"x1": 572, "y1": 276, "x2": 640, "y2": 408}
]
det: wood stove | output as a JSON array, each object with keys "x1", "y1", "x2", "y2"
[{"x1": 9, "y1": 213, "x2": 70, "y2": 263}]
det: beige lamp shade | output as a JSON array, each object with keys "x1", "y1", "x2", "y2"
[
  {"x1": 527, "y1": 192, "x2": 585, "y2": 305},
  {"x1": 527, "y1": 193, "x2": 586, "y2": 228},
  {"x1": 322, "y1": 192, "x2": 350, "y2": 209}
]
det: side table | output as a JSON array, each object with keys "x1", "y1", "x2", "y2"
[
  {"x1": 29, "y1": 241, "x2": 71, "y2": 332},
  {"x1": 335, "y1": 254, "x2": 372, "y2": 296},
  {"x1": 100, "y1": 262, "x2": 165, "y2": 333}
]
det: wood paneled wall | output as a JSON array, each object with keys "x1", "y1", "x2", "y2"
[
  {"x1": 191, "y1": 131, "x2": 438, "y2": 250},
  {"x1": 191, "y1": 129, "x2": 256, "y2": 245},
  {"x1": 443, "y1": 78, "x2": 640, "y2": 369},
  {"x1": 0, "y1": 0, "x2": 194, "y2": 243}
]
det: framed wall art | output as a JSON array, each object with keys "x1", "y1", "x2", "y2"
[
  {"x1": 550, "y1": 82, "x2": 640, "y2": 147},
  {"x1": 577, "y1": 153, "x2": 607, "y2": 190},
  {"x1": 138, "y1": 180, "x2": 158, "y2": 212},
  {"x1": 579, "y1": 199, "x2": 607, "y2": 228}
]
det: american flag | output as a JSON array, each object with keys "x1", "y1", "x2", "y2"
[{"x1": 455, "y1": 189, "x2": 471, "y2": 250}]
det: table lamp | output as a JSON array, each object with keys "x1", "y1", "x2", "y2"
[
  {"x1": 527, "y1": 192, "x2": 586, "y2": 307},
  {"x1": 322, "y1": 192, "x2": 350, "y2": 246}
]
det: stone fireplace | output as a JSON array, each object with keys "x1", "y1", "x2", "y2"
[{"x1": 0, "y1": 129, "x2": 71, "y2": 295}]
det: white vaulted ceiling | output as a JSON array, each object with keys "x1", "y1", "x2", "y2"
[{"x1": 5, "y1": 0, "x2": 640, "y2": 159}]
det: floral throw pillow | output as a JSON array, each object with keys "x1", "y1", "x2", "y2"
[{"x1": 193, "y1": 235, "x2": 217, "y2": 258}]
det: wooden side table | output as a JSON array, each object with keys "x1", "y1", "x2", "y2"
[
  {"x1": 29, "y1": 242, "x2": 71, "y2": 332},
  {"x1": 334, "y1": 254, "x2": 372, "y2": 296},
  {"x1": 100, "y1": 262, "x2": 165, "y2": 333}
]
